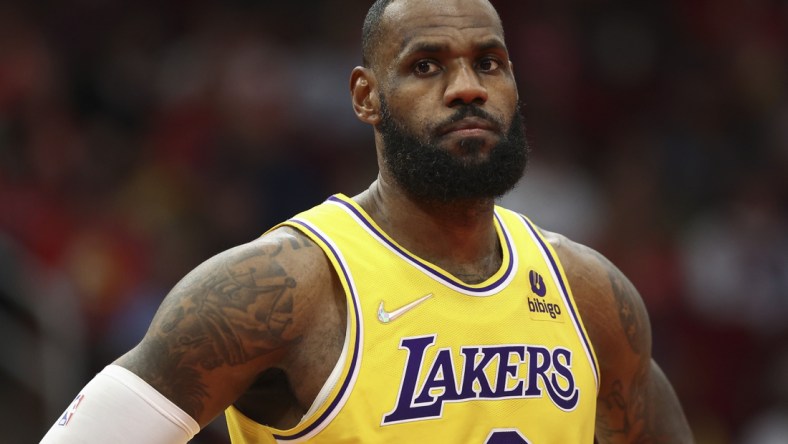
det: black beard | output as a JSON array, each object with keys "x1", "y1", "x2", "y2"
[{"x1": 378, "y1": 96, "x2": 529, "y2": 204}]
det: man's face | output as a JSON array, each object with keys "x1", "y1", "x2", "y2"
[{"x1": 372, "y1": 0, "x2": 527, "y2": 202}]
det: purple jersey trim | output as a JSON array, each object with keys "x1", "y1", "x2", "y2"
[
  {"x1": 518, "y1": 215, "x2": 600, "y2": 386},
  {"x1": 272, "y1": 219, "x2": 362, "y2": 441},
  {"x1": 327, "y1": 195, "x2": 515, "y2": 295}
]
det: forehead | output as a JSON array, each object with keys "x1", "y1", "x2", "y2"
[{"x1": 379, "y1": 0, "x2": 505, "y2": 58}]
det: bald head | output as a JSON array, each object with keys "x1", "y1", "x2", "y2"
[
  {"x1": 361, "y1": 0, "x2": 504, "y2": 69},
  {"x1": 361, "y1": 0, "x2": 395, "y2": 67}
]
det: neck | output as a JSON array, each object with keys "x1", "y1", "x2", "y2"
[{"x1": 353, "y1": 176, "x2": 501, "y2": 284}]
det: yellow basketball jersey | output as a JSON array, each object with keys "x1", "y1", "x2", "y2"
[{"x1": 226, "y1": 194, "x2": 599, "y2": 443}]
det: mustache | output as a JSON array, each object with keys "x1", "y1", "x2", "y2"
[{"x1": 434, "y1": 105, "x2": 504, "y2": 134}]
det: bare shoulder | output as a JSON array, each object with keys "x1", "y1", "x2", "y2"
[
  {"x1": 543, "y1": 229, "x2": 693, "y2": 442},
  {"x1": 114, "y1": 226, "x2": 334, "y2": 426},
  {"x1": 541, "y1": 229, "x2": 651, "y2": 363}
]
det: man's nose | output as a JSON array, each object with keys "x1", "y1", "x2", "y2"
[{"x1": 443, "y1": 62, "x2": 488, "y2": 107}]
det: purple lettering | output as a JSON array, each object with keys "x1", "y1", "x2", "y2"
[
  {"x1": 546, "y1": 348, "x2": 579, "y2": 410},
  {"x1": 524, "y1": 346, "x2": 551, "y2": 397},
  {"x1": 382, "y1": 338, "x2": 581, "y2": 426},
  {"x1": 382, "y1": 335, "x2": 439, "y2": 424},
  {"x1": 492, "y1": 346, "x2": 526, "y2": 397},
  {"x1": 414, "y1": 348, "x2": 459, "y2": 404},
  {"x1": 459, "y1": 347, "x2": 496, "y2": 398}
]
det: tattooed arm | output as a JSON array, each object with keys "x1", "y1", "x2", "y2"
[
  {"x1": 113, "y1": 226, "x2": 340, "y2": 428},
  {"x1": 547, "y1": 232, "x2": 694, "y2": 443}
]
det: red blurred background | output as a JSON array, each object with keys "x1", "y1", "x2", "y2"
[{"x1": 1, "y1": 1, "x2": 786, "y2": 442}]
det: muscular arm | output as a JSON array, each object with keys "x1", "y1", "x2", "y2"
[
  {"x1": 114, "y1": 227, "x2": 328, "y2": 427},
  {"x1": 549, "y1": 233, "x2": 694, "y2": 443}
]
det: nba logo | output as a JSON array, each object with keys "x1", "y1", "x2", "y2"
[{"x1": 57, "y1": 394, "x2": 85, "y2": 427}]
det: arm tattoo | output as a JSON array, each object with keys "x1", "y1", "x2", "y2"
[
  {"x1": 596, "y1": 369, "x2": 651, "y2": 442},
  {"x1": 591, "y1": 251, "x2": 670, "y2": 442},
  {"x1": 606, "y1": 268, "x2": 644, "y2": 354},
  {"x1": 123, "y1": 234, "x2": 313, "y2": 419},
  {"x1": 596, "y1": 380, "x2": 629, "y2": 439}
]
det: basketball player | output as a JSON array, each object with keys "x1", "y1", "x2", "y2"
[{"x1": 41, "y1": 0, "x2": 694, "y2": 442}]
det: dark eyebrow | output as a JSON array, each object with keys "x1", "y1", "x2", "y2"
[
  {"x1": 476, "y1": 38, "x2": 508, "y2": 54},
  {"x1": 398, "y1": 37, "x2": 508, "y2": 60},
  {"x1": 400, "y1": 41, "x2": 449, "y2": 56}
]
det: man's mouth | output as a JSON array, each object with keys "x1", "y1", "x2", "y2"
[{"x1": 439, "y1": 117, "x2": 498, "y2": 138}]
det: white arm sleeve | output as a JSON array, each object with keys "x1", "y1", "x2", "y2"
[{"x1": 40, "y1": 364, "x2": 201, "y2": 444}]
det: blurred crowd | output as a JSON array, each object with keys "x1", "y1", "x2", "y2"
[{"x1": 0, "y1": 0, "x2": 786, "y2": 443}]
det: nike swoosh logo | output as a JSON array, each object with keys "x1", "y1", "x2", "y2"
[{"x1": 377, "y1": 293, "x2": 434, "y2": 324}]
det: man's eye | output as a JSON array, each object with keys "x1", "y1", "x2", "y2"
[
  {"x1": 414, "y1": 60, "x2": 439, "y2": 75},
  {"x1": 478, "y1": 58, "x2": 500, "y2": 72}
]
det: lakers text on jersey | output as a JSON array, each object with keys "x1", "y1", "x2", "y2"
[{"x1": 225, "y1": 194, "x2": 600, "y2": 444}]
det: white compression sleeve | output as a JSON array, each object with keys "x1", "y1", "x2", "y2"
[{"x1": 40, "y1": 365, "x2": 200, "y2": 444}]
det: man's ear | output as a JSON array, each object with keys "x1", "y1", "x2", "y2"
[{"x1": 350, "y1": 66, "x2": 381, "y2": 126}]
